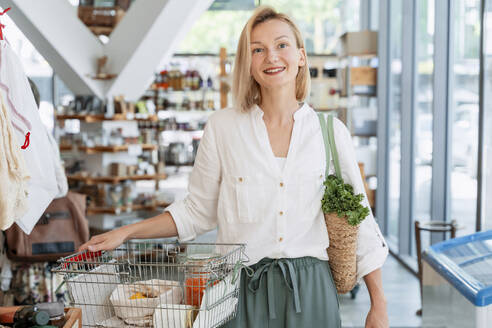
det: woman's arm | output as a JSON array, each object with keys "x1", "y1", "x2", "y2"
[
  {"x1": 363, "y1": 269, "x2": 389, "y2": 328},
  {"x1": 79, "y1": 211, "x2": 178, "y2": 252}
]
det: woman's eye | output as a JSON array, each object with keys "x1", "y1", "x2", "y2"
[
  {"x1": 252, "y1": 48, "x2": 263, "y2": 54},
  {"x1": 278, "y1": 43, "x2": 288, "y2": 49}
]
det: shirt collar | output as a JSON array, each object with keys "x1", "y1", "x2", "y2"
[
  {"x1": 251, "y1": 104, "x2": 264, "y2": 119},
  {"x1": 293, "y1": 102, "x2": 310, "y2": 121},
  {"x1": 250, "y1": 102, "x2": 311, "y2": 121}
]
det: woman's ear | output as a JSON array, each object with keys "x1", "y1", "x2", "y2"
[{"x1": 298, "y1": 48, "x2": 307, "y2": 67}]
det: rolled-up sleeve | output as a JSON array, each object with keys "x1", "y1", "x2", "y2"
[
  {"x1": 333, "y1": 118, "x2": 388, "y2": 282},
  {"x1": 165, "y1": 115, "x2": 221, "y2": 241}
]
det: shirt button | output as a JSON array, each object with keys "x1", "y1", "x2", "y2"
[
  {"x1": 279, "y1": 211, "x2": 284, "y2": 216},
  {"x1": 279, "y1": 237, "x2": 283, "y2": 242},
  {"x1": 280, "y1": 182, "x2": 284, "y2": 187},
  {"x1": 238, "y1": 177, "x2": 243, "y2": 182}
]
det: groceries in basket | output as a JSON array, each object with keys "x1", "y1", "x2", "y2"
[
  {"x1": 110, "y1": 279, "x2": 183, "y2": 320},
  {"x1": 318, "y1": 114, "x2": 370, "y2": 294},
  {"x1": 54, "y1": 242, "x2": 245, "y2": 328}
]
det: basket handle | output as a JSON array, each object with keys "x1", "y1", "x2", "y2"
[
  {"x1": 317, "y1": 113, "x2": 342, "y2": 179},
  {"x1": 60, "y1": 250, "x2": 103, "y2": 269}
]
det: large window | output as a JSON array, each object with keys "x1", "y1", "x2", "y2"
[
  {"x1": 450, "y1": 0, "x2": 480, "y2": 236},
  {"x1": 380, "y1": 0, "x2": 487, "y2": 265},
  {"x1": 387, "y1": 0, "x2": 403, "y2": 245},
  {"x1": 413, "y1": 0, "x2": 435, "y2": 253},
  {"x1": 177, "y1": 0, "x2": 360, "y2": 54},
  {"x1": 483, "y1": 0, "x2": 492, "y2": 230}
]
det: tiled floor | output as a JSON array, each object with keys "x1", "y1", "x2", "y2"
[{"x1": 339, "y1": 255, "x2": 422, "y2": 328}]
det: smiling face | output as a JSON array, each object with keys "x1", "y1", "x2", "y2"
[{"x1": 250, "y1": 19, "x2": 306, "y2": 92}]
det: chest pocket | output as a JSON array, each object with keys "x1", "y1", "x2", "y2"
[
  {"x1": 298, "y1": 169, "x2": 325, "y2": 219},
  {"x1": 219, "y1": 174, "x2": 267, "y2": 223}
]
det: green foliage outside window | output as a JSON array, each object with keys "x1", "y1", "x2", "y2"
[{"x1": 177, "y1": 0, "x2": 360, "y2": 55}]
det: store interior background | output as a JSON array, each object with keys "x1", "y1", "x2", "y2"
[{"x1": 0, "y1": 0, "x2": 491, "y2": 327}]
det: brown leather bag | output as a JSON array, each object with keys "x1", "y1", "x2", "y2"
[{"x1": 5, "y1": 192, "x2": 89, "y2": 262}]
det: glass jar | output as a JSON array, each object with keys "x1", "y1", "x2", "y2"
[{"x1": 183, "y1": 253, "x2": 220, "y2": 308}]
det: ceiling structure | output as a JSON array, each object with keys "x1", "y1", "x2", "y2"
[{"x1": 0, "y1": 0, "x2": 214, "y2": 100}]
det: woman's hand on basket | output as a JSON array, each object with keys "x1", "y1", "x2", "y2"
[{"x1": 79, "y1": 227, "x2": 129, "y2": 252}]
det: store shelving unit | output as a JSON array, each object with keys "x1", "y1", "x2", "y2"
[
  {"x1": 337, "y1": 31, "x2": 379, "y2": 209},
  {"x1": 57, "y1": 51, "x2": 231, "y2": 231},
  {"x1": 338, "y1": 59, "x2": 377, "y2": 133},
  {"x1": 307, "y1": 55, "x2": 342, "y2": 118},
  {"x1": 57, "y1": 110, "x2": 166, "y2": 231}
]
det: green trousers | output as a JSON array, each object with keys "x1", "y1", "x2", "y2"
[{"x1": 222, "y1": 257, "x2": 341, "y2": 328}]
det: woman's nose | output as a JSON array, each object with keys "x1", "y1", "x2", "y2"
[{"x1": 265, "y1": 49, "x2": 279, "y2": 63}]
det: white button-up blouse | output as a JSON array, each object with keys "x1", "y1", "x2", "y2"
[{"x1": 166, "y1": 103, "x2": 388, "y2": 282}]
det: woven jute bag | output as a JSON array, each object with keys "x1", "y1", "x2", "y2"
[
  {"x1": 318, "y1": 114, "x2": 358, "y2": 294},
  {"x1": 324, "y1": 213, "x2": 358, "y2": 293}
]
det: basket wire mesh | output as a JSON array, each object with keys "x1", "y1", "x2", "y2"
[{"x1": 53, "y1": 241, "x2": 246, "y2": 328}]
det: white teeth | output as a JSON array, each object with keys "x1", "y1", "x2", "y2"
[{"x1": 264, "y1": 68, "x2": 284, "y2": 73}]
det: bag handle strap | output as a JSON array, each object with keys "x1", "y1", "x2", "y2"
[
  {"x1": 317, "y1": 114, "x2": 331, "y2": 177},
  {"x1": 317, "y1": 114, "x2": 342, "y2": 180},
  {"x1": 327, "y1": 115, "x2": 342, "y2": 179}
]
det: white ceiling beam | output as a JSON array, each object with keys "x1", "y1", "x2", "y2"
[
  {"x1": 104, "y1": 0, "x2": 214, "y2": 101},
  {"x1": 0, "y1": 0, "x2": 105, "y2": 98},
  {"x1": 0, "y1": 0, "x2": 214, "y2": 102}
]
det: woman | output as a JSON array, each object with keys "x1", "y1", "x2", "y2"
[{"x1": 81, "y1": 6, "x2": 389, "y2": 328}]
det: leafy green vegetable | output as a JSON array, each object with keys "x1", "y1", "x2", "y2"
[{"x1": 321, "y1": 174, "x2": 370, "y2": 226}]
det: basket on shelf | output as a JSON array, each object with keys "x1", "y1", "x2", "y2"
[{"x1": 78, "y1": 6, "x2": 125, "y2": 28}]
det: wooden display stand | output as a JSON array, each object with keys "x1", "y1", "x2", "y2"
[
  {"x1": 219, "y1": 47, "x2": 228, "y2": 109},
  {"x1": 78, "y1": 6, "x2": 125, "y2": 36},
  {"x1": 64, "y1": 308, "x2": 82, "y2": 328}
]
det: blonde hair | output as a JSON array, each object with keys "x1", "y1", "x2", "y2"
[{"x1": 232, "y1": 6, "x2": 310, "y2": 112}]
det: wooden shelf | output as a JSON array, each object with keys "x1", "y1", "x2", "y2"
[
  {"x1": 68, "y1": 174, "x2": 167, "y2": 185},
  {"x1": 89, "y1": 26, "x2": 113, "y2": 36},
  {"x1": 56, "y1": 114, "x2": 158, "y2": 122},
  {"x1": 60, "y1": 144, "x2": 157, "y2": 154},
  {"x1": 87, "y1": 202, "x2": 170, "y2": 215},
  {"x1": 60, "y1": 145, "x2": 73, "y2": 151}
]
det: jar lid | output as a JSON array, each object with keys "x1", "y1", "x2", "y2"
[
  {"x1": 187, "y1": 253, "x2": 220, "y2": 261},
  {"x1": 184, "y1": 253, "x2": 221, "y2": 272}
]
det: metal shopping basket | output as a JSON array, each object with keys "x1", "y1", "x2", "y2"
[{"x1": 53, "y1": 241, "x2": 246, "y2": 328}]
